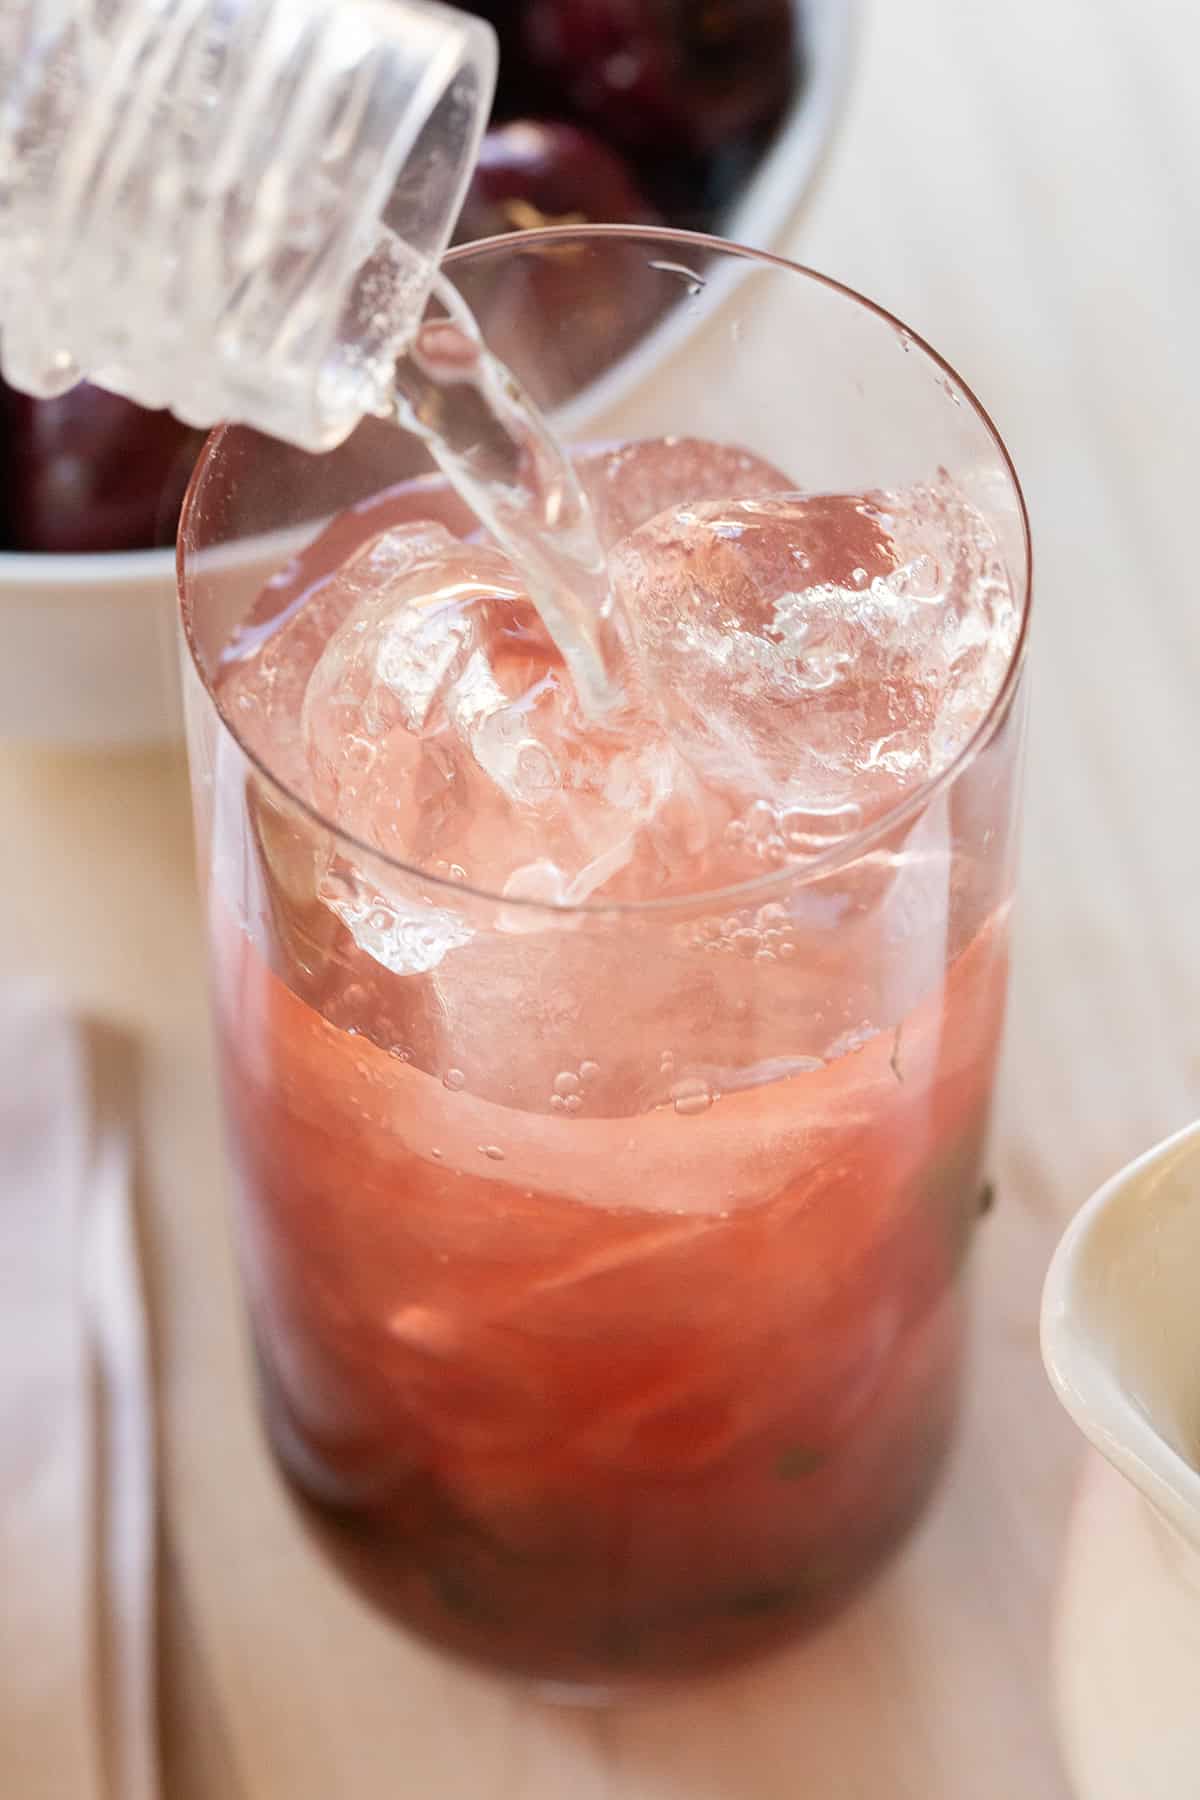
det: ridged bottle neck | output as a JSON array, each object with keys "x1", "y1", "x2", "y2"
[{"x1": 0, "y1": 0, "x2": 495, "y2": 449}]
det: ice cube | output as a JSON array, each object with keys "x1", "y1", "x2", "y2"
[
  {"x1": 612, "y1": 479, "x2": 1018, "y2": 862},
  {"x1": 299, "y1": 528, "x2": 521, "y2": 825},
  {"x1": 317, "y1": 873, "x2": 475, "y2": 976},
  {"x1": 217, "y1": 479, "x2": 476, "y2": 787},
  {"x1": 218, "y1": 562, "x2": 360, "y2": 799},
  {"x1": 577, "y1": 436, "x2": 794, "y2": 547},
  {"x1": 297, "y1": 518, "x2": 706, "y2": 912}
]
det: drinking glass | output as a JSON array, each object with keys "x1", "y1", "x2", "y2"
[{"x1": 179, "y1": 227, "x2": 1031, "y2": 1692}]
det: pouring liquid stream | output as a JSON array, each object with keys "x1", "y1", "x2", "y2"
[{"x1": 390, "y1": 273, "x2": 637, "y2": 721}]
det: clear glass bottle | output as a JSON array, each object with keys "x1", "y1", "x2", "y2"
[{"x1": 0, "y1": 0, "x2": 495, "y2": 450}]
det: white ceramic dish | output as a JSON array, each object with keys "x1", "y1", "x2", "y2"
[
  {"x1": 0, "y1": 544, "x2": 181, "y2": 748},
  {"x1": 1041, "y1": 1119, "x2": 1200, "y2": 1800},
  {"x1": 0, "y1": 0, "x2": 853, "y2": 750}
]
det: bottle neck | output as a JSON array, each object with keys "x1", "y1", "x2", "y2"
[{"x1": 0, "y1": 0, "x2": 495, "y2": 451}]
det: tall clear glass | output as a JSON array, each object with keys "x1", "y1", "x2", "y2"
[{"x1": 180, "y1": 228, "x2": 1031, "y2": 1692}]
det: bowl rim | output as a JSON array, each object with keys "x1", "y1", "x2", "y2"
[{"x1": 0, "y1": 543, "x2": 177, "y2": 588}]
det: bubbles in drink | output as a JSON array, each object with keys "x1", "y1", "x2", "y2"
[{"x1": 670, "y1": 1077, "x2": 714, "y2": 1117}]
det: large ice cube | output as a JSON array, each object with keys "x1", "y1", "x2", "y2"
[
  {"x1": 578, "y1": 436, "x2": 794, "y2": 547},
  {"x1": 217, "y1": 490, "x2": 474, "y2": 785},
  {"x1": 297, "y1": 520, "x2": 705, "y2": 910},
  {"x1": 611, "y1": 479, "x2": 1019, "y2": 861}
]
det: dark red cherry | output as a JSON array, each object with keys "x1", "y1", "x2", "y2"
[
  {"x1": 0, "y1": 378, "x2": 204, "y2": 554},
  {"x1": 520, "y1": 0, "x2": 796, "y2": 156},
  {"x1": 451, "y1": 124, "x2": 671, "y2": 406},
  {"x1": 455, "y1": 119, "x2": 660, "y2": 241}
]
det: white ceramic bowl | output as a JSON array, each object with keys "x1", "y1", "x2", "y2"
[
  {"x1": 0, "y1": 544, "x2": 180, "y2": 748},
  {"x1": 1041, "y1": 1120, "x2": 1200, "y2": 1800},
  {"x1": 0, "y1": 0, "x2": 852, "y2": 750}
]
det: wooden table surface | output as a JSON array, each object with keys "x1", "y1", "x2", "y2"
[{"x1": 6, "y1": 0, "x2": 1200, "y2": 1793}]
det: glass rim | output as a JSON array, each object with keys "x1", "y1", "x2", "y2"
[{"x1": 178, "y1": 222, "x2": 1033, "y2": 921}]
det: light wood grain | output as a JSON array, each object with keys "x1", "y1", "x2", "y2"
[{"x1": 5, "y1": 0, "x2": 1200, "y2": 1791}]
